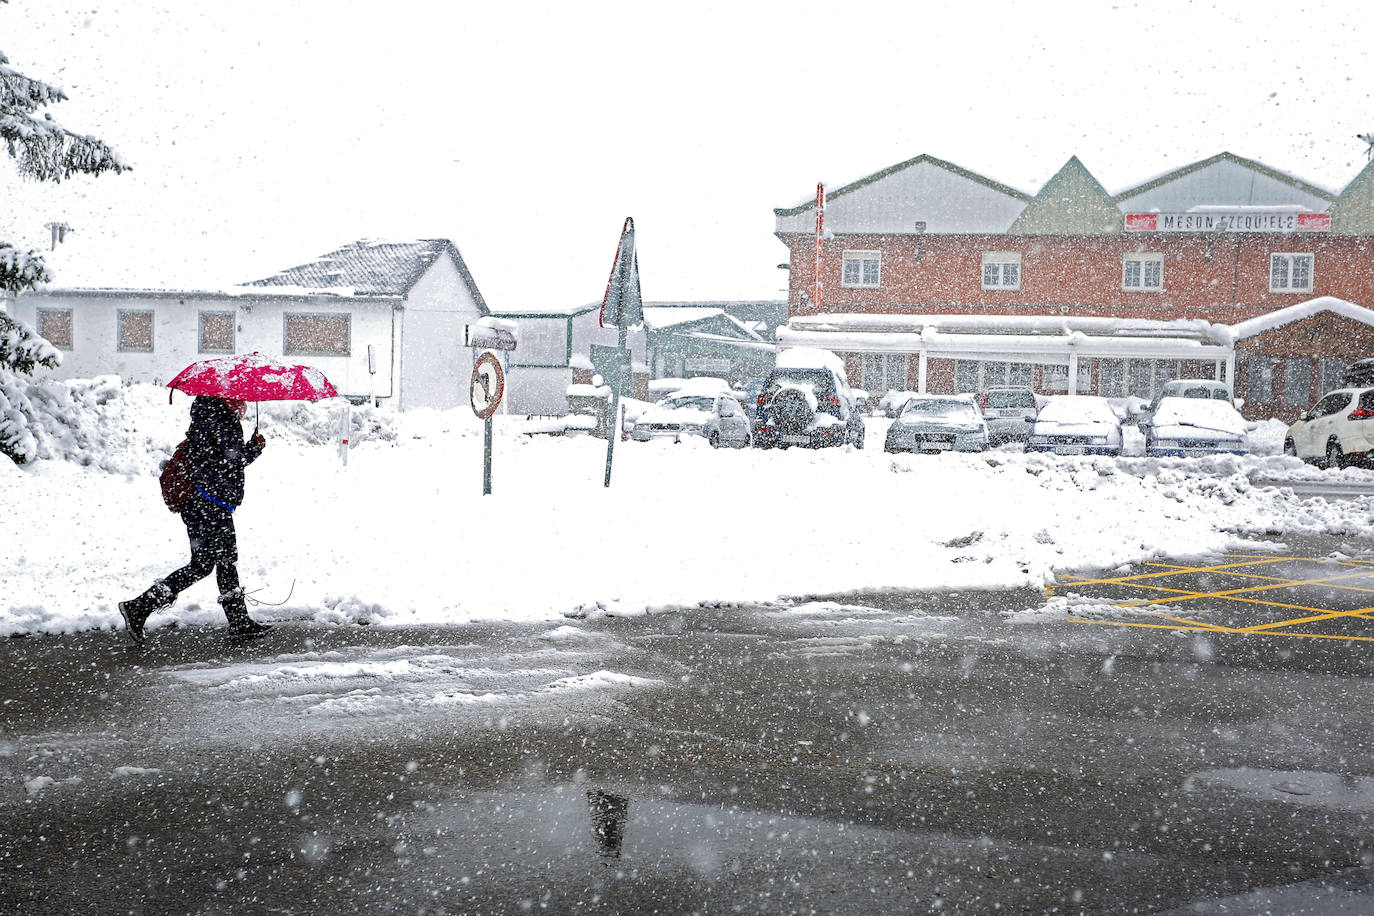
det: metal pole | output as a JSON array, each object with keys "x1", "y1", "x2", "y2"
[
  {"x1": 483, "y1": 416, "x2": 493, "y2": 495},
  {"x1": 603, "y1": 325, "x2": 627, "y2": 488}
]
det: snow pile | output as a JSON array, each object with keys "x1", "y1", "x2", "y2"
[{"x1": 1, "y1": 382, "x2": 1372, "y2": 638}]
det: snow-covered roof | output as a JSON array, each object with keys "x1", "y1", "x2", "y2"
[
  {"x1": 641, "y1": 307, "x2": 724, "y2": 329},
  {"x1": 790, "y1": 312, "x2": 1224, "y2": 340},
  {"x1": 240, "y1": 239, "x2": 488, "y2": 312},
  {"x1": 1225, "y1": 296, "x2": 1374, "y2": 343}
]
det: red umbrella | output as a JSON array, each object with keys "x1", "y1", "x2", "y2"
[{"x1": 167, "y1": 352, "x2": 339, "y2": 403}]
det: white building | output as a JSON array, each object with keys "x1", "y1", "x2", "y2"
[{"x1": 10, "y1": 239, "x2": 489, "y2": 410}]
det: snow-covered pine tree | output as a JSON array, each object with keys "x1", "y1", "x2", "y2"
[{"x1": 1, "y1": 0, "x2": 127, "y2": 463}]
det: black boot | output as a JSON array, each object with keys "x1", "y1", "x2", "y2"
[
  {"x1": 220, "y1": 587, "x2": 271, "y2": 637},
  {"x1": 118, "y1": 580, "x2": 174, "y2": 645}
]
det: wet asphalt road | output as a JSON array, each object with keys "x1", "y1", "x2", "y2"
[{"x1": 3, "y1": 534, "x2": 1374, "y2": 915}]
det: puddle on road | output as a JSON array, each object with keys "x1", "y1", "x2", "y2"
[{"x1": 1186, "y1": 768, "x2": 1374, "y2": 814}]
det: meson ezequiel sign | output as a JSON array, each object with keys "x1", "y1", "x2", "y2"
[{"x1": 1124, "y1": 212, "x2": 1331, "y2": 233}]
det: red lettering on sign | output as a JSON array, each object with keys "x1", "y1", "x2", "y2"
[
  {"x1": 1296, "y1": 213, "x2": 1332, "y2": 231},
  {"x1": 1124, "y1": 213, "x2": 1157, "y2": 232}
]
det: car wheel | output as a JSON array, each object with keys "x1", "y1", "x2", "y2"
[
  {"x1": 1326, "y1": 439, "x2": 1344, "y2": 470},
  {"x1": 1283, "y1": 438, "x2": 1297, "y2": 458},
  {"x1": 709, "y1": 431, "x2": 721, "y2": 449}
]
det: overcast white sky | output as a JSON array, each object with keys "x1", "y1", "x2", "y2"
[{"x1": 1, "y1": 0, "x2": 1370, "y2": 309}]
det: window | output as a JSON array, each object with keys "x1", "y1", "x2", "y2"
[
  {"x1": 198, "y1": 311, "x2": 236, "y2": 354},
  {"x1": 1123, "y1": 254, "x2": 1163, "y2": 291},
  {"x1": 1246, "y1": 356, "x2": 1276, "y2": 404},
  {"x1": 1318, "y1": 358, "x2": 1345, "y2": 396},
  {"x1": 37, "y1": 308, "x2": 73, "y2": 350},
  {"x1": 1270, "y1": 253, "x2": 1314, "y2": 293},
  {"x1": 1127, "y1": 360, "x2": 1152, "y2": 398},
  {"x1": 954, "y1": 360, "x2": 980, "y2": 393},
  {"x1": 1282, "y1": 360, "x2": 1312, "y2": 406},
  {"x1": 117, "y1": 310, "x2": 154, "y2": 352},
  {"x1": 841, "y1": 250, "x2": 880, "y2": 288},
  {"x1": 284, "y1": 313, "x2": 350, "y2": 356},
  {"x1": 1100, "y1": 359, "x2": 1125, "y2": 397},
  {"x1": 861, "y1": 353, "x2": 907, "y2": 392},
  {"x1": 1312, "y1": 391, "x2": 1350, "y2": 417},
  {"x1": 981, "y1": 252, "x2": 1021, "y2": 290}
]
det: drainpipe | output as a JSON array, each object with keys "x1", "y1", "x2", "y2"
[
  {"x1": 918, "y1": 351, "x2": 928, "y2": 393},
  {"x1": 1068, "y1": 352, "x2": 1079, "y2": 394}
]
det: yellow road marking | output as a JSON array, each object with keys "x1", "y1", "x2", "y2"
[
  {"x1": 1052, "y1": 557, "x2": 1294, "y2": 588},
  {"x1": 1235, "y1": 606, "x2": 1374, "y2": 633},
  {"x1": 1069, "y1": 617, "x2": 1374, "y2": 642}
]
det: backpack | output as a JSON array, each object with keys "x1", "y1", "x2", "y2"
[{"x1": 160, "y1": 439, "x2": 195, "y2": 513}]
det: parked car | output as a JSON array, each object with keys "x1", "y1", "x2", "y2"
[
  {"x1": 1135, "y1": 379, "x2": 1236, "y2": 427},
  {"x1": 978, "y1": 386, "x2": 1038, "y2": 443},
  {"x1": 884, "y1": 395, "x2": 989, "y2": 454},
  {"x1": 1342, "y1": 358, "x2": 1374, "y2": 387},
  {"x1": 1026, "y1": 395, "x2": 1123, "y2": 456},
  {"x1": 1284, "y1": 387, "x2": 1374, "y2": 468},
  {"x1": 629, "y1": 389, "x2": 752, "y2": 448},
  {"x1": 754, "y1": 347, "x2": 865, "y2": 449},
  {"x1": 879, "y1": 389, "x2": 918, "y2": 418},
  {"x1": 1142, "y1": 397, "x2": 1250, "y2": 457}
]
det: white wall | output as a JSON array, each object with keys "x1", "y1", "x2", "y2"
[
  {"x1": 11, "y1": 291, "x2": 397, "y2": 401},
  {"x1": 398, "y1": 254, "x2": 485, "y2": 410}
]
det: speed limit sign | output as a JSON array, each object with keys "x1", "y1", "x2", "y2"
[{"x1": 470, "y1": 352, "x2": 505, "y2": 420}]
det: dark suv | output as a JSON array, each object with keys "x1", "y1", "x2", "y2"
[{"x1": 753, "y1": 354, "x2": 865, "y2": 449}]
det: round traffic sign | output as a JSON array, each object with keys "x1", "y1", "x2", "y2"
[{"x1": 470, "y1": 352, "x2": 505, "y2": 419}]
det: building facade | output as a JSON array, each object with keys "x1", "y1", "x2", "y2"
[
  {"x1": 774, "y1": 153, "x2": 1374, "y2": 418},
  {"x1": 11, "y1": 239, "x2": 490, "y2": 411}
]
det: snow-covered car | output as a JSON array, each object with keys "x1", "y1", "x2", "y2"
[
  {"x1": 879, "y1": 389, "x2": 918, "y2": 418},
  {"x1": 884, "y1": 395, "x2": 989, "y2": 454},
  {"x1": 1135, "y1": 379, "x2": 1236, "y2": 427},
  {"x1": 754, "y1": 347, "x2": 865, "y2": 449},
  {"x1": 1284, "y1": 387, "x2": 1374, "y2": 468},
  {"x1": 1142, "y1": 397, "x2": 1249, "y2": 457},
  {"x1": 629, "y1": 390, "x2": 752, "y2": 448},
  {"x1": 978, "y1": 386, "x2": 1038, "y2": 443},
  {"x1": 1025, "y1": 395, "x2": 1123, "y2": 456}
]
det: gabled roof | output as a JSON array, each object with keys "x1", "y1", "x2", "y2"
[
  {"x1": 1330, "y1": 157, "x2": 1374, "y2": 235},
  {"x1": 642, "y1": 307, "x2": 766, "y2": 342},
  {"x1": 774, "y1": 154, "x2": 1031, "y2": 217},
  {"x1": 773, "y1": 154, "x2": 1032, "y2": 236},
  {"x1": 1008, "y1": 157, "x2": 1121, "y2": 236},
  {"x1": 241, "y1": 238, "x2": 488, "y2": 311},
  {"x1": 1226, "y1": 296, "x2": 1374, "y2": 343},
  {"x1": 1110, "y1": 152, "x2": 1336, "y2": 207}
]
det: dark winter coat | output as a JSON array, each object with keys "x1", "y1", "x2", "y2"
[{"x1": 186, "y1": 396, "x2": 263, "y2": 508}]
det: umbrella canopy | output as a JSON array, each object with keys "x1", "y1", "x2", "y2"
[{"x1": 167, "y1": 352, "x2": 339, "y2": 402}]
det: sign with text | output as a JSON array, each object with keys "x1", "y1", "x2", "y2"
[{"x1": 1124, "y1": 212, "x2": 1331, "y2": 233}]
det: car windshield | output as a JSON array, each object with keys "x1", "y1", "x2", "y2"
[
  {"x1": 767, "y1": 369, "x2": 832, "y2": 395},
  {"x1": 664, "y1": 396, "x2": 714, "y2": 411},
  {"x1": 1038, "y1": 398, "x2": 1116, "y2": 424},
  {"x1": 902, "y1": 398, "x2": 977, "y2": 420},
  {"x1": 984, "y1": 390, "x2": 1034, "y2": 409}
]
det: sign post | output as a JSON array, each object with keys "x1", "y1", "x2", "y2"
[
  {"x1": 597, "y1": 217, "x2": 643, "y2": 488},
  {"x1": 470, "y1": 352, "x2": 505, "y2": 495},
  {"x1": 367, "y1": 344, "x2": 377, "y2": 409}
]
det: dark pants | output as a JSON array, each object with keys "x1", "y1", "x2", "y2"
[{"x1": 162, "y1": 495, "x2": 240, "y2": 599}]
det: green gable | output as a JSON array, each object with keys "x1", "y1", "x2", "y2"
[
  {"x1": 1008, "y1": 157, "x2": 1121, "y2": 235},
  {"x1": 1330, "y1": 158, "x2": 1374, "y2": 235}
]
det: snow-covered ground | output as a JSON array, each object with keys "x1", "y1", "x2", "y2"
[{"x1": 2, "y1": 378, "x2": 1372, "y2": 639}]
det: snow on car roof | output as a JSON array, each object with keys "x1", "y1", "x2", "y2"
[
  {"x1": 1152, "y1": 397, "x2": 1247, "y2": 435},
  {"x1": 776, "y1": 346, "x2": 846, "y2": 375},
  {"x1": 1037, "y1": 395, "x2": 1118, "y2": 422}
]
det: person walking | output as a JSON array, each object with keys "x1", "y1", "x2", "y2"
[{"x1": 119, "y1": 396, "x2": 271, "y2": 643}]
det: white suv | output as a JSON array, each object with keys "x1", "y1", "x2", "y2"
[{"x1": 1284, "y1": 388, "x2": 1374, "y2": 468}]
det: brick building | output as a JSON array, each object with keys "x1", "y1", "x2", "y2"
[{"x1": 773, "y1": 152, "x2": 1374, "y2": 419}]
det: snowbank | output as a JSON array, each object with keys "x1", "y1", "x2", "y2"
[{"x1": 2, "y1": 381, "x2": 1371, "y2": 638}]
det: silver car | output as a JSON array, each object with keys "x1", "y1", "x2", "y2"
[
  {"x1": 978, "y1": 386, "x2": 1038, "y2": 443},
  {"x1": 630, "y1": 392, "x2": 752, "y2": 448},
  {"x1": 884, "y1": 395, "x2": 989, "y2": 453}
]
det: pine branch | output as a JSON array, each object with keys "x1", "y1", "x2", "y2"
[
  {"x1": 0, "y1": 309, "x2": 61, "y2": 375},
  {"x1": 1, "y1": 112, "x2": 127, "y2": 181},
  {"x1": 0, "y1": 241, "x2": 51, "y2": 294}
]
